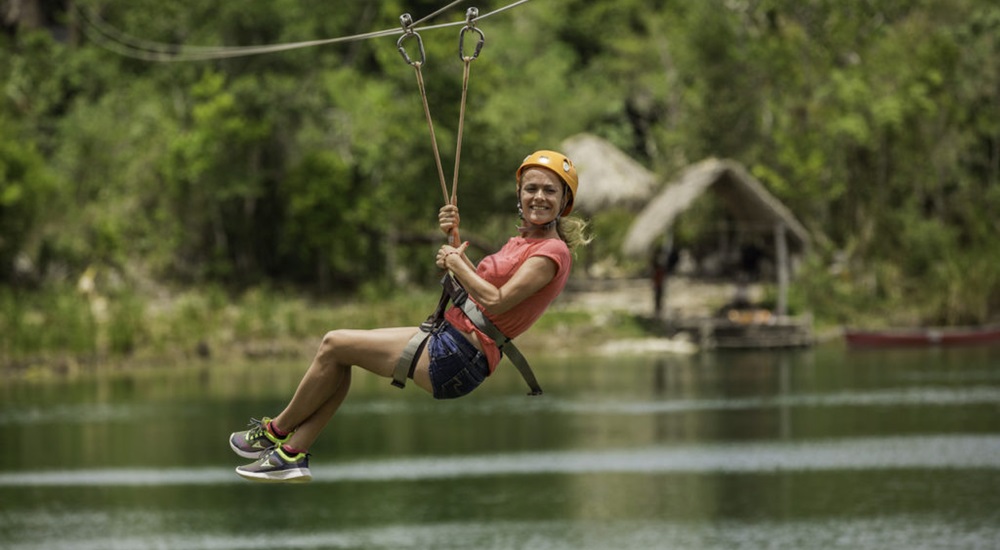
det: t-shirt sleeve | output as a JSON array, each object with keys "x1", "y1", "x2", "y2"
[{"x1": 528, "y1": 239, "x2": 571, "y2": 279}]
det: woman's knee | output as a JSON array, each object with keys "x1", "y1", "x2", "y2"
[
  {"x1": 315, "y1": 328, "x2": 397, "y2": 377},
  {"x1": 316, "y1": 330, "x2": 349, "y2": 364}
]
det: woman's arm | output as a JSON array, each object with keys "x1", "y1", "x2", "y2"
[
  {"x1": 437, "y1": 245, "x2": 557, "y2": 315},
  {"x1": 436, "y1": 203, "x2": 557, "y2": 314}
]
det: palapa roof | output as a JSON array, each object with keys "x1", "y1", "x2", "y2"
[
  {"x1": 559, "y1": 133, "x2": 659, "y2": 214},
  {"x1": 622, "y1": 158, "x2": 811, "y2": 259}
]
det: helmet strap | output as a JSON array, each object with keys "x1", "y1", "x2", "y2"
[{"x1": 517, "y1": 201, "x2": 560, "y2": 234}]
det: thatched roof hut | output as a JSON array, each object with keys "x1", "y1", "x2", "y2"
[
  {"x1": 559, "y1": 133, "x2": 659, "y2": 214},
  {"x1": 621, "y1": 157, "x2": 811, "y2": 316},
  {"x1": 622, "y1": 158, "x2": 810, "y2": 259}
]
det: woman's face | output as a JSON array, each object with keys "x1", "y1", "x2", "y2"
[{"x1": 519, "y1": 167, "x2": 566, "y2": 226}]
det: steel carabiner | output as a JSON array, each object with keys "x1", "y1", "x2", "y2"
[
  {"x1": 458, "y1": 8, "x2": 485, "y2": 61},
  {"x1": 397, "y1": 13, "x2": 426, "y2": 66}
]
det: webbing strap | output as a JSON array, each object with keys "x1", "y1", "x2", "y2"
[
  {"x1": 390, "y1": 328, "x2": 432, "y2": 389},
  {"x1": 455, "y1": 298, "x2": 543, "y2": 396},
  {"x1": 391, "y1": 285, "x2": 451, "y2": 389}
]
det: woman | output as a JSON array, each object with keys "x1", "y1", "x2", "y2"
[{"x1": 229, "y1": 150, "x2": 590, "y2": 482}]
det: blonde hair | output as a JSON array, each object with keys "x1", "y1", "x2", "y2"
[{"x1": 557, "y1": 215, "x2": 593, "y2": 252}]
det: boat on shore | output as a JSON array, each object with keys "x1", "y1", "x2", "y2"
[{"x1": 844, "y1": 325, "x2": 1000, "y2": 347}]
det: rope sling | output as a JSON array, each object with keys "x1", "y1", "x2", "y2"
[{"x1": 390, "y1": 9, "x2": 543, "y2": 396}]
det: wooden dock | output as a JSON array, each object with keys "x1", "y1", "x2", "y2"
[{"x1": 662, "y1": 314, "x2": 814, "y2": 350}]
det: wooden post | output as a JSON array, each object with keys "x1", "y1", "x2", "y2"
[{"x1": 775, "y1": 222, "x2": 789, "y2": 317}]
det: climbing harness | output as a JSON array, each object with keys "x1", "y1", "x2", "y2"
[
  {"x1": 391, "y1": 9, "x2": 542, "y2": 396},
  {"x1": 390, "y1": 273, "x2": 544, "y2": 396}
]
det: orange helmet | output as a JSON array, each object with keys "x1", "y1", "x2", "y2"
[{"x1": 516, "y1": 150, "x2": 579, "y2": 216}]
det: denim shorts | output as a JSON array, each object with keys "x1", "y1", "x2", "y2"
[{"x1": 428, "y1": 321, "x2": 490, "y2": 400}]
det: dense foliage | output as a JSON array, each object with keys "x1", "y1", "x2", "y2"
[{"x1": 3, "y1": 0, "x2": 999, "y2": 333}]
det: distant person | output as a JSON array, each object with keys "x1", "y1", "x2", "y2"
[
  {"x1": 651, "y1": 241, "x2": 679, "y2": 317},
  {"x1": 228, "y1": 151, "x2": 591, "y2": 482},
  {"x1": 739, "y1": 242, "x2": 764, "y2": 281}
]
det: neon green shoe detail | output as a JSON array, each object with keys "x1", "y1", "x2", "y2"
[
  {"x1": 228, "y1": 417, "x2": 289, "y2": 459},
  {"x1": 236, "y1": 446, "x2": 312, "y2": 483}
]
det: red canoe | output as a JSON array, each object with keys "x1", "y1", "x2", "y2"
[{"x1": 844, "y1": 325, "x2": 1000, "y2": 347}]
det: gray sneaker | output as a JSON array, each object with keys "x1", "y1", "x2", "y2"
[
  {"x1": 235, "y1": 446, "x2": 312, "y2": 483},
  {"x1": 229, "y1": 417, "x2": 288, "y2": 459}
]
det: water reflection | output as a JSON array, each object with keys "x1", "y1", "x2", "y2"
[
  {"x1": 6, "y1": 385, "x2": 997, "y2": 427},
  {"x1": 8, "y1": 518, "x2": 1000, "y2": 550},
  {"x1": 3, "y1": 434, "x2": 999, "y2": 488},
  {"x1": 1, "y1": 344, "x2": 999, "y2": 549}
]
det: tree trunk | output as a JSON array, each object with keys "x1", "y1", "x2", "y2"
[{"x1": 3, "y1": 0, "x2": 44, "y2": 29}]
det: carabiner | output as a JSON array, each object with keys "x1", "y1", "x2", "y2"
[
  {"x1": 458, "y1": 8, "x2": 485, "y2": 61},
  {"x1": 397, "y1": 13, "x2": 426, "y2": 66}
]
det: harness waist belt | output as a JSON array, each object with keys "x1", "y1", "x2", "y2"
[{"x1": 391, "y1": 274, "x2": 543, "y2": 396}]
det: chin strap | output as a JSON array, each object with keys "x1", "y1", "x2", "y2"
[
  {"x1": 516, "y1": 202, "x2": 560, "y2": 234},
  {"x1": 517, "y1": 219, "x2": 558, "y2": 235}
]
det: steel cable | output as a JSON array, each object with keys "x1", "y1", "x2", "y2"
[{"x1": 76, "y1": 0, "x2": 533, "y2": 62}]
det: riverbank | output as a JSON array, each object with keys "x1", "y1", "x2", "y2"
[
  {"x1": 0, "y1": 276, "x2": 828, "y2": 380},
  {"x1": 1, "y1": 279, "x2": 659, "y2": 380}
]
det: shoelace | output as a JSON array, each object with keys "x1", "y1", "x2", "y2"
[{"x1": 245, "y1": 417, "x2": 267, "y2": 440}]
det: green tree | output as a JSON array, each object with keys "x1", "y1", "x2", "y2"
[{"x1": 4, "y1": 0, "x2": 1000, "y2": 328}]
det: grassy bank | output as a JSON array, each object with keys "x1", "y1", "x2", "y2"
[{"x1": 0, "y1": 283, "x2": 648, "y2": 380}]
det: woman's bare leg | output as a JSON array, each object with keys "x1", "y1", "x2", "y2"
[{"x1": 272, "y1": 327, "x2": 433, "y2": 451}]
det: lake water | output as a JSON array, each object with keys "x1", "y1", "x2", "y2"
[{"x1": 1, "y1": 343, "x2": 999, "y2": 549}]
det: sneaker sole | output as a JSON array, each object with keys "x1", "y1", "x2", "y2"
[
  {"x1": 229, "y1": 436, "x2": 270, "y2": 459},
  {"x1": 235, "y1": 466, "x2": 312, "y2": 483}
]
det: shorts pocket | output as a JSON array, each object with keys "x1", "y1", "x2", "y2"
[{"x1": 433, "y1": 355, "x2": 488, "y2": 400}]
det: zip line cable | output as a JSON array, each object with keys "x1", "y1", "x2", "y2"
[
  {"x1": 76, "y1": 0, "x2": 533, "y2": 62},
  {"x1": 411, "y1": 0, "x2": 469, "y2": 28}
]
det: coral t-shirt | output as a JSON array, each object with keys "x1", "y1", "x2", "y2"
[{"x1": 444, "y1": 236, "x2": 572, "y2": 373}]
